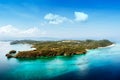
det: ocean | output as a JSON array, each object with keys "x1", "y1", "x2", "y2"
[{"x1": 0, "y1": 41, "x2": 120, "y2": 80}]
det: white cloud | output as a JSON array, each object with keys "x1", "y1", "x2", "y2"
[
  {"x1": 43, "y1": 12, "x2": 88, "y2": 25},
  {"x1": 0, "y1": 25, "x2": 46, "y2": 39},
  {"x1": 44, "y1": 13, "x2": 72, "y2": 24},
  {"x1": 74, "y1": 12, "x2": 88, "y2": 22}
]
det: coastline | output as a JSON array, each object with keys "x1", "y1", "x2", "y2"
[
  {"x1": 86, "y1": 44, "x2": 115, "y2": 51},
  {"x1": 97, "y1": 44, "x2": 115, "y2": 49},
  {"x1": 6, "y1": 40, "x2": 113, "y2": 58}
]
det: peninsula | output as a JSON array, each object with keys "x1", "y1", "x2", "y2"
[{"x1": 6, "y1": 39, "x2": 113, "y2": 58}]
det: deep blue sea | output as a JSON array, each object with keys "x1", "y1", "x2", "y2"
[{"x1": 0, "y1": 41, "x2": 120, "y2": 80}]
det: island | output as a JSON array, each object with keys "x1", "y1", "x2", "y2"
[{"x1": 6, "y1": 39, "x2": 113, "y2": 58}]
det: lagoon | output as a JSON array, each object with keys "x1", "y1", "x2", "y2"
[{"x1": 1, "y1": 41, "x2": 120, "y2": 80}]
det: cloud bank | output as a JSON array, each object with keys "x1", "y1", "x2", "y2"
[
  {"x1": 0, "y1": 25, "x2": 46, "y2": 39},
  {"x1": 74, "y1": 12, "x2": 88, "y2": 22},
  {"x1": 44, "y1": 11, "x2": 88, "y2": 24},
  {"x1": 44, "y1": 13, "x2": 72, "y2": 24}
]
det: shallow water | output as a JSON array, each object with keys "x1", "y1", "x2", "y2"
[{"x1": 0, "y1": 41, "x2": 120, "y2": 80}]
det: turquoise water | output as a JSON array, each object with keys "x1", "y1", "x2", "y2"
[{"x1": 0, "y1": 41, "x2": 120, "y2": 80}]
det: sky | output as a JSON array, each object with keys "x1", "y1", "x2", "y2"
[{"x1": 0, "y1": 0, "x2": 120, "y2": 40}]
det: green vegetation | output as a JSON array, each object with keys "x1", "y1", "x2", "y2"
[
  {"x1": 6, "y1": 50, "x2": 16, "y2": 58},
  {"x1": 9, "y1": 50, "x2": 16, "y2": 54},
  {"x1": 7, "y1": 39, "x2": 113, "y2": 58}
]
